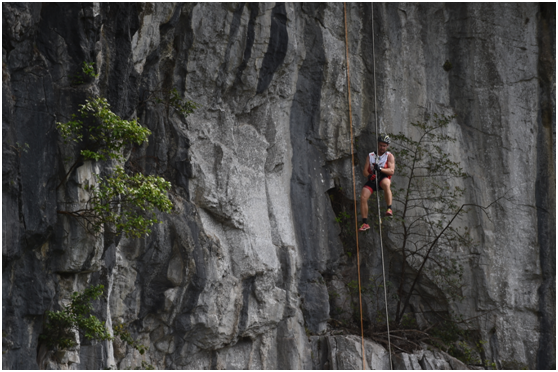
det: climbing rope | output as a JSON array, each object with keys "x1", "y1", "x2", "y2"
[
  {"x1": 344, "y1": 3, "x2": 393, "y2": 369},
  {"x1": 343, "y1": 3, "x2": 366, "y2": 369},
  {"x1": 371, "y1": 3, "x2": 394, "y2": 368}
]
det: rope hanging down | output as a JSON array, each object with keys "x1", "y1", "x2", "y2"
[
  {"x1": 371, "y1": 3, "x2": 394, "y2": 368},
  {"x1": 343, "y1": 3, "x2": 393, "y2": 369},
  {"x1": 343, "y1": 3, "x2": 366, "y2": 369}
]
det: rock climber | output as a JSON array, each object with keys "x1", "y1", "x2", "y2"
[{"x1": 359, "y1": 134, "x2": 395, "y2": 232}]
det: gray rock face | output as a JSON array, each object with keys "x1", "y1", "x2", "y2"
[
  {"x1": 310, "y1": 335, "x2": 468, "y2": 370},
  {"x1": 2, "y1": 2, "x2": 554, "y2": 370}
]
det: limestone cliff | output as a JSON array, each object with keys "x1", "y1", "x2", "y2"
[{"x1": 2, "y1": 2, "x2": 555, "y2": 370}]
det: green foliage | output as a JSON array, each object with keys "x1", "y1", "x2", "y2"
[
  {"x1": 71, "y1": 166, "x2": 172, "y2": 238},
  {"x1": 136, "y1": 361, "x2": 156, "y2": 370},
  {"x1": 152, "y1": 88, "x2": 198, "y2": 117},
  {"x1": 57, "y1": 97, "x2": 151, "y2": 161},
  {"x1": 41, "y1": 285, "x2": 112, "y2": 350},
  {"x1": 334, "y1": 211, "x2": 353, "y2": 234},
  {"x1": 334, "y1": 211, "x2": 350, "y2": 224},
  {"x1": 70, "y1": 61, "x2": 99, "y2": 85},
  {"x1": 41, "y1": 286, "x2": 151, "y2": 364},
  {"x1": 7, "y1": 141, "x2": 29, "y2": 162},
  {"x1": 57, "y1": 96, "x2": 173, "y2": 238},
  {"x1": 14, "y1": 142, "x2": 29, "y2": 154},
  {"x1": 169, "y1": 88, "x2": 198, "y2": 116},
  {"x1": 113, "y1": 323, "x2": 148, "y2": 355},
  {"x1": 82, "y1": 61, "x2": 99, "y2": 78}
]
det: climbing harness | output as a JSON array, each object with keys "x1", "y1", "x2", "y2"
[
  {"x1": 343, "y1": 3, "x2": 393, "y2": 369},
  {"x1": 343, "y1": 4, "x2": 366, "y2": 369}
]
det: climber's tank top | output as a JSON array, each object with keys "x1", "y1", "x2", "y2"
[{"x1": 368, "y1": 151, "x2": 392, "y2": 181}]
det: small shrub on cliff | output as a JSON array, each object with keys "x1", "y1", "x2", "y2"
[
  {"x1": 57, "y1": 97, "x2": 151, "y2": 162},
  {"x1": 41, "y1": 285, "x2": 112, "y2": 350},
  {"x1": 70, "y1": 61, "x2": 99, "y2": 85},
  {"x1": 140, "y1": 86, "x2": 198, "y2": 117},
  {"x1": 41, "y1": 285, "x2": 151, "y2": 357},
  {"x1": 161, "y1": 88, "x2": 198, "y2": 117},
  {"x1": 81, "y1": 62, "x2": 99, "y2": 79},
  {"x1": 113, "y1": 323, "x2": 148, "y2": 355}
]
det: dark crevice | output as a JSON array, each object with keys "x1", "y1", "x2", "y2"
[
  {"x1": 213, "y1": 3, "x2": 245, "y2": 102},
  {"x1": 535, "y1": 2, "x2": 556, "y2": 370},
  {"x1": 289, "y1": 3, "x2": 334, "y2": 335},
  {"x1": 237, "y1": 275, "x2": 256, "y2": 335},
  {"x1": 234, "y1": 3, "x2": 259, "y2": 88},
  {"x1": 256, "y1": 3, "x2": 288, "y2": 94}
]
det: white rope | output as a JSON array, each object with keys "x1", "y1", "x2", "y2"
[
  {"x1": 343, "y1": 3, "x2": 367, "y2": 369},
  {"x1": 371, "y1": 3, "x2": 393, "y2": 369}
]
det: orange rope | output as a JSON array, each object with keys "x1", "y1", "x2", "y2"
[{"x1": 343, "y1": 3, "x2": 366, "y2": 370}]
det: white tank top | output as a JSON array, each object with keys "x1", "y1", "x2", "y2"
[{"x1": 368, "y1": 151, "x2": 391, "y2": 173}]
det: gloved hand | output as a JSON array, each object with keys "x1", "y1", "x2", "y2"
[{"x1": 373, "y1": 163, "x2": 381, "y2": 173}]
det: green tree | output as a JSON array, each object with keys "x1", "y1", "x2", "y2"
[{"x1": 57, "y1": 96, "x2": 175, "y2": 238}]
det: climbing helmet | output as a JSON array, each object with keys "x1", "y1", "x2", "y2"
[{"x1": 378, "y1": 134, "x2": 391, "y2": 144}]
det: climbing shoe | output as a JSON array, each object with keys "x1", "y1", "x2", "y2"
[
  {"x1": 385, "y1": 208, "x2": 393, "y2": 217},
  {"x1": 358, "y1": 223, "x2": 370, "y2": 232}
]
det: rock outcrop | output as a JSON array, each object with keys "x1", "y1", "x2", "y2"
[{"x1": 2, "y1": 2, "x2": 555, "y2": 370}]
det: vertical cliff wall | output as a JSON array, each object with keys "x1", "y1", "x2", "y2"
[{"x1": 2, "y1": 2, "x2": 555, "y2": 369}]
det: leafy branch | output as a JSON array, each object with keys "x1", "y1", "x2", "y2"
[
  {"x1": 139, "y1": 87, "x2": 198, "y2": 117},
  {"x1": 58, "y1": 166, "x2": 172, "y2": 238},
  {"x1": 70, "y1": 61, "x2": 99, "y2": 85},
  {"x1": 113, "y1": 323, "x2": 148, "y2": 355},
  {"x1": 57, "y1": 97, "x2": 151, "y2": 162},
  {"x1": 40, "y1": 285, "x2": 111, "y2": 350}
]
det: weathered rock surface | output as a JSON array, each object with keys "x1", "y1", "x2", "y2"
[
  {"x1": 309, "y1": 335, "x2": 469, "y2": 370},
  {"x1": 2, "y1": 2, "x2": 555, "y2": 370}
]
